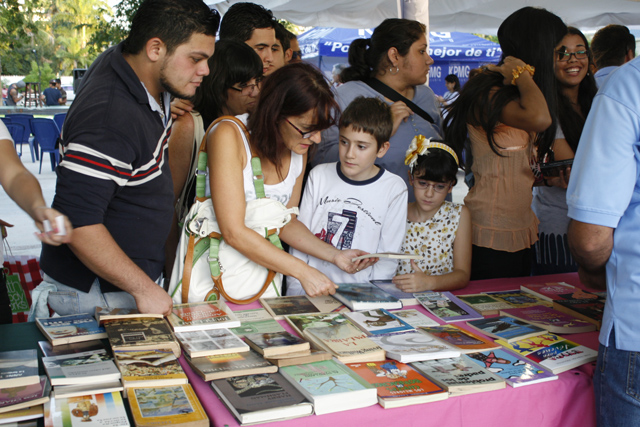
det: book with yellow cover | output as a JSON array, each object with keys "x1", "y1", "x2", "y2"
[{"x1": 127, "y1": 384, "x2": 208, "y2": 427}]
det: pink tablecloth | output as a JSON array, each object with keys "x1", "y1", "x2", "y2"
[{"x1": 179, "y1": 272, "x2": 598, "y2": 427}]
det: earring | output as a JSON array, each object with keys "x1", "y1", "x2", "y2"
[{"x1": 389, "y1": 66, "x2": 399, "y2": 75}]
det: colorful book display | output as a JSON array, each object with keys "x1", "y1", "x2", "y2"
[{"x1": 465, "y1": 348, "x2": 558, "y2": 387}]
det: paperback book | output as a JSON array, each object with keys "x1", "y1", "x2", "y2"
[
  {"x1": 284, "y1": 313, "x2": 347, "y2": 337},
  {"x1": 36, "y1": 314, "x2": 107, "y2": 346},
  {"x1": 113, "y1": 349, "x2": 187, "y2": 389},
  {"x1": 411, "y1": 357, "x2": 506, "y2": 396},
  {"x1": 496, "y1": 333, "x2": 598, "y2": 374},
  {"x1": 167, "y1": 300, "x2": 240, "y2": 332},
  {"x1": 390, "y1": 309, "x2": 439, "y2": 328},
  {"x1": 414, "y1": 292, "x2": 483, "y2": 323},
  {"x1": 127, "y1": 384, "x2": 208, "y2": 427},
  {"x1": 0, "y1": 376, "x2": 50, "y2": 414},
  {"x1": 0, "y1": 404, "x2": 43, "y2": 424},
  {"x1": 0, "y1": 350, "x2": 39, "y2": 388},
  {"x1": 279, "y1": 360, "x2": 378, "y2": 415},
  {"x1": 104, "y1": 318, "x2": 180, "y2": 358},
  {"x1": 465, "y1": 348, "x2": 558, "y2": 387},
  {"x1": 229, "y1": 318, "x2": 286, "y2": 338},
  {"x1": 42, "y1": 349, "x2": 120, "y2": 386},
  {"x1": 552, "y1": 298, "x2": 605, "y2": 329},
  {"x1": 306, "y1": 295, "x2": 350, "y2": 314},
  {"x1": 499, "y1": 306, "x2": 596, "y2": 334},
  {"x1": 259, "y1": 296, "x2": 320, "y2": 320},
  {"x1": 243, "y1": 331, "x2": 310, "y2": 357},
  {"x1": 305, "y1": 322, "x2": 386, "y2": 363},
  {"x1": 455, "y1": 294, "x2": 513, "y2": 316},
  {"x1": 232, "y1": 308, "x2": 273, "y2": 322},
  {"x1": 94, "y1": 307, "x2": 163, "y2": 325},
  {"x1": 185, "y1": 350, "x2": 277, "y2": 382},
  {"x1": 264, "y1": 349, "x2": 333, "y2": 368},
  {"x1": 175, "y1": 328, "x2": 249, "y2": 358},
  {"x1": 44, "y1": 391, "x2": 129, "y2": 427},
  {"x1": 482, "y1": 290, "x2": 551, "y2": 309},
  {"x1": 520, "y1": 282, "x2": 576, "y2": 302},
  {"x1": 333, "y1": 283, "x2": 402, "y2": 311},
  {"x1": 39, "y1": 341, "x2": 107, "y2": 358},
  {"x1": 344, "y1": 309, "x2": 414, "y2": 336},
  {"x1": 418, "y1": 325, "x2": 500, "y2": 353},
  {"x1": 466, "y1": 316, "x2": 547, "y2": 343},
  {"x1": 211, "y1": 373, "x2": 313, "y2": 425},
  {"x1": 368, "y1": 330, "x2": 460, "y2": 363},
  {"x1": 369, "y1": 280, "x2": 420, "y2": 306},
  {"x1": 53, "y1": 381, "x2": 124, "y2": 400},
  {"x1": 345, "y1": 360, "x2": 448, "y2": 408}
]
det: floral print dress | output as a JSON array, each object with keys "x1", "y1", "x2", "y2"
[{"x1": 396, "y1": 201, "x2": 462, "y2": 276}]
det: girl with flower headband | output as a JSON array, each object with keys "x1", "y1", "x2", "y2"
[{"x1": 392, "y1": 136, "x2": 471, "y2": 292}]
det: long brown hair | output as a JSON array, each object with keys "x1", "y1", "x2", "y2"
[{"x1": 247, "y1": 63, "x2": 339, "y2": 175}]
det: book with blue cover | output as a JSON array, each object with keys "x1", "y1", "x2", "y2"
[
  {"x1": 344, "y1": 309, "x2": 414, "y2": 336},
  {"x1": 36, "y1": 314, "x2": 107, "y2": 346},
  {"x1": 465, "y1": 348, "x2": 558, "y2": 387},
  {"x1": 466, "y1": 316, "x2": 547, "y2": 343},
  {"x1": 334, "y1": 283, "x2": 402, "y2": 311}
]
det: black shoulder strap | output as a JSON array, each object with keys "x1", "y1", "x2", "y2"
[{"x1": 363, "y1": 78, "x2": 435, "y2": 125}]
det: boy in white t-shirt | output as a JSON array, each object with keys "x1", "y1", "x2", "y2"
[{"x1": 286, "y1": 96, "x2": 408, "y2": 295}]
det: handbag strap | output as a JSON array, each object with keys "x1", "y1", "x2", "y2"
[
  {"x1": 363, "y1": 78, "x2": 436, "y2": 125},
  {"x1": 175, "y1": 111, "x2": 204, "y2": 221}
]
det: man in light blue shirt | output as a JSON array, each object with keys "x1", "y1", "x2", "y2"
[{"x1": 567, "y1": 55, "x2": 640, "y2": 427}]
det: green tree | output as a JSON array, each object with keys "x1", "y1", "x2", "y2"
[
  {"x1": 25, "y1": 60, "x2": 56, "y2": 89},
  {"x1": 90, "y1": 0, "x2": 142, "y2": 52}
]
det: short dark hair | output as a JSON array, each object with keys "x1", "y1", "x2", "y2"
[
  {"x1": 247, "y1": 63, "x2": 338, "y2": 176},
  {"x1": 193, "y1": 40, "x2": 263, "y2": 128},
  {"x1": 444, "y1": 74, "x2": 461, "y2": 91},
  {"x1": 122, "y1": 0, "x2": 220, "y2": 55},
  {"x1": 219, "y1": 2, "x2": 276, "y2": 43},
  {"x1": 412, "y1": 142, "x2": 459, "y2": 186},
  {"x1": 275, "y1": 23, "x2": 292, "y2": 52},
  {"x1": 591, "y1": 24, "x2": 636, "y2": 69},
  {"x1": 339, "y1": 97, "x2": 392, "y2": 149}
]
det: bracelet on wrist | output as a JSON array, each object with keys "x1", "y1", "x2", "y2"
[{"x1": 511, "y1": 64, "x2": 535, "y2": 85}]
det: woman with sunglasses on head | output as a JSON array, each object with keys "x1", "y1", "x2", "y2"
[
  {"x1": 531, "y1": 27, "x2": 598, "y2": 275},
  {"x1": 206, "y1": 63, "x2": 374, "y2": 299},
  {"x1": 444, "y1": 7, "x2": 567, "y2": 280}
]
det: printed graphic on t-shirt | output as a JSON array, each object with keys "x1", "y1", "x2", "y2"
[{"x1": 315, "y1": 209, "x2": 357, "y2": 250}]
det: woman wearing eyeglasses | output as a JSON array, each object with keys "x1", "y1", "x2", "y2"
[
  {"x1": 444, "y1": 7, "x2": 567, "y2": 280},
  {"x1": 205, "y1": 63, "x2": 374, "y2": 299},
  {"x1": 531, "y1": 27, "x2": 598, "y2": 275}
]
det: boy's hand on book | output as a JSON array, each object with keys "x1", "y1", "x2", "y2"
[{"x1": 334, "y1": 249, "x2": 377, "y2": 274}]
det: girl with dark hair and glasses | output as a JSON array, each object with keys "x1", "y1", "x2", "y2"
[
  {"x1": 444, "y1": 7, "x2": 567, "y2": 280},
  {"x1": 531, "y1": 27, "x2": 598, "y2": 275},
  {"x1": 205, "y1": 63, "x2": 374, "y2": 299}
]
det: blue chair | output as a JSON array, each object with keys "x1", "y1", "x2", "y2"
[
  {"x1": 5, "y1": 123, "x2": 26, "y2": 155},
  {"x1": 53, "y1": 113, "x2": 66, "y2": 133},
  {"x1": 30, "y1": 118, "x2": 60, "y2": 174},
  {"x1": 1, "y1": 117, "x2": 12, "y2": 126},
  {"x1": 7, "y1": 113, "x2": 37, "y2": 162}
]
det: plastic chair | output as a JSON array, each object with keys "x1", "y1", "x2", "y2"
[
  {"x1": 53, "y1": 113, "x2": 66, "y2": 133},
  {"x1": 30, "y1": 118, "x2": 60, "y2": 174},
  {"x1": 5, "y1": 123, "x2": 26, "y2": 155},
  {"x1": 7, "y1": 113, "x2": 37, "y2": 162}
]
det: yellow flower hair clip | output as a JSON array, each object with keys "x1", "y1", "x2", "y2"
[{"x1": 404, "y1": 135, "x2": 459, "y2": 171}]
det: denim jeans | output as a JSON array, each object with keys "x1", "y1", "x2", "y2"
[
  {"x1": 44, "y1": 274, "x2": 137, "y2": 316},
  {"x1": 594, "y1": 328, "x2": 640, "y2": 427}
]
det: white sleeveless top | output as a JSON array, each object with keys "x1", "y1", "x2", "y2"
[{"x1": 207, "y1": 114, "x2": 303, "y2": 204}]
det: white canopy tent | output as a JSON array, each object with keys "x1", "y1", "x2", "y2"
[{"x1": 208, "y1": 0, "x2": 640, "y2": 34}]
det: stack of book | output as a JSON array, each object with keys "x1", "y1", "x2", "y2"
[{"x1": 0, "y1": 350, "x2": 50, "y2": 424}]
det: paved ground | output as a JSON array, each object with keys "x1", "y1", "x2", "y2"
[{"x1": 1, "y1": 154, "x2": 470, "y2": 258}]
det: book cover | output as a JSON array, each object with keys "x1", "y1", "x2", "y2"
[
  {"x1": 467, "y1": 316, "x2": 547, "y2": 343},
  {"x1": 167, "y1": 300, "x2": 240, "y2": 332},
  {"x1": 36, "y1": 314, "x2": 107, "y2": 346},
  {"x1": 127, "y1": 384, "x2": 208, "y2": 427},
  {"x1": 305, "y1": 322, "x2": 385, "y2": 363},
  {"x1": 411, "y1": 357, "x2": 506, "y2": 396},
  {"x1": 369, "y1": 280, "x2": 419, "y2": 306},
  {"x1": 306, "y1": 295, "x2": 350, "y2": 314},
  {"x1": 465, "y1": 349, "x2": 558, "y2": 387},
  {"x1": 333, "y1": 283, "x2": 402, "y2": 311},
  {"x1": 520, "y1": 282, "x2": 576, "y2": 302},
  {"x1": 0, "y1": 350, "x2": 39, "y2": 388},
  {"x1": 0, "y1": 376, "x2": 50, "y2": 414},
  {"x1": 45, "y1": 392, "x2": 129, "y2": 427},
  {"x1": 279, "y1": 360, "x2": 377, "y2": 415},
  {"x1": 552, "y1": 298, "x2": 605, "y2": 329},
  {"x1": 259, "y1": 296, "x2": 320, "y2": 320},
  {"x1": 243, "y1": 331, "x2": 309, "y2": 357},
  {"x1": 345, "y1": 360, "x2": 448, "y2": 408},
  {"x1": 113, "y1": 349, "x2": 187, "y2": 386},
  {"x1": 369, "y1": 331, "x2": 461, "y2": 363},
  {"x1": 390, "y1": 309, "x2": 439, "y2": 328},
  {"x1": 232, "y1": 308, "x2": 273, "y2": 322},
  {"x1": 229, "y1": 318, "x2": 285, "y2": 338},
  {"x1": 104, "y1": 318, "x2": 180, "y2": 357},
  {"x1": 414, "y1": 292, "x2": 483, "y2": 323},
  {"x1": 456, "y1": 294, "x2": 513, "y2": 316},
  {"x1": 344, "y1": 309, "x2": 414, "y2": 336},
  {"x1": 211, "y1": 373, "x2": 312, "y2": 425},
  {"x1": 175, "y1": 328, "x2": 249, "y2": 358},
  {"x1": 418, "y1": 325, "x2": 500, "y2": 353},
  {"x1": 482, "y1": 290, "x2": 551, "y2": 309},
  {"x1": 0, "y1": 404, "x2": 43, "y2": 424},
  {"x1": 500, "y1": 306, "x2": 597, "y2": 334},
  {"x1": 39, "y1": 341, "x2": 107, "y2": 358},
  {"x1": 42, "y1": 349, "x2": 120, "y2": 386},
  {"x1": 284, "y1": 313, "x2": 347, "y2": 337},
  {"x1": 496, "y1": 333, "x2": 598, "y2": 374},
  {"x1": 185, "y1": 350, "x2": 277, "y2": 382}
]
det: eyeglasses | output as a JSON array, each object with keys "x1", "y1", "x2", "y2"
[
  {"x1": 412, "y1": 180, "x2": 451, "y2": 193},
  {"x1": 229, "y1": 79, "x2": 262, "y2": 96},
  {"x1": 286, "y1": 119, "x2": 320, "y2": 139},
  {"x1": 556, "y1": 50, "x2": 588, "y2": 62}
]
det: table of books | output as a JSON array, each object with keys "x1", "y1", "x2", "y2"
[{"x1": 181, "y1": 272, "x2": 598, "y2": 427}]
